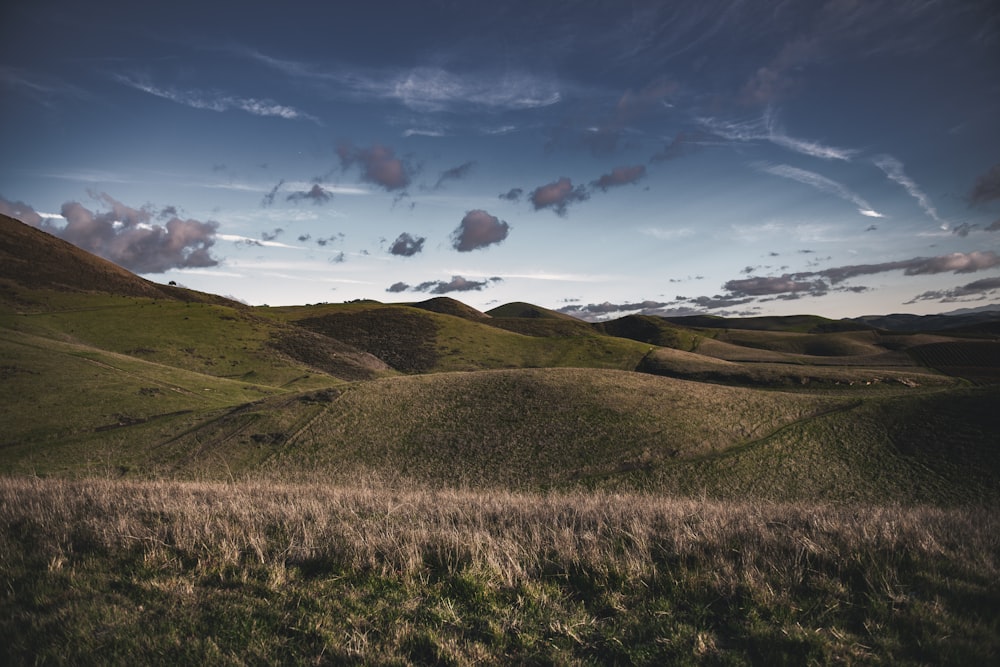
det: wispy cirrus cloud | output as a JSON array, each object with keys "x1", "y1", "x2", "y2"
[
  {"x1": 872, "y1": 155, "x2": 946, "y2": 227},
  {"x1": 240, "y1": 49, "x2": 563, "y2": 113},
  {"x1": 700, "y1": 111, "x2": 859, "y2": 161},
  {"x1": 116, "y1": 75, "x2": 320, "y2": 124},
  {"x1": 757, "y1": 163, "x2": 883, "y2": 218}
]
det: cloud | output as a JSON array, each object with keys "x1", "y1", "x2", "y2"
[
  {"x1": 701, "y1": 112, "x2": 858, "y2": 161},
  {"x1": 451, "y1": 210, "x2": 510, "y2": 252},
  {"x1": 987, "y1": 219, "x2": 1000, "y2": 232},
  {"x1": 6, "y1": 193, "x2": 219, "y2": 273},
  {"x1": 969, "y1": 164, "x2": 1000, "y2": 206},
  {"x1": 530, "y1": 177, "x2": 590, "y2": 216},
  {"x1": 390, "y1": 275, "x2": 502, "y2": 295},
  {"x1": 873, "y1": 155, "x2": 945, "y2": 226},
  {"x1": 592, "y1": 165, "x2": 646, "y2": 191},
  {"x1": 0, "y1": 196, "x2": 44, "y2": 226},
  {"x1": 116, "y1": 75, "x2": 320, "y2": 123},
  {"x1": 359, "y1": 66, "x2": 561, "y2": 113},
  {"x1": 758, "y1": 163, "x2": 883, "y2": 217},
  {"x1": 337, "y1": 142, "x2": 412, "y2": 191},
  {"x1": 286, "y1": 184, "x2": 333, "y2": 204},
  {"x1": 499, "y1": 188, "x2": 523, "y2": 202},
  {"x1": 905, "y1": 277, "x2": 1000, "y2": 304},
  {"x1": 640, "y1": 227, "x2": 695, "y2": 241},
  {"x1": 813, "y1": 251, "x2": 1000, "y2": 284},
  {"x1": 386, "y1": 282, "x2": 409, "y2": 293},
  {"x1": 261, "y1": 228, "x2": 283, "y2": 242},
  {"x1": 262, "y1": 179, "x2": 284, "y2": 207},
  {"x1": 724, "y1": 275, "x2": 827, "y2": 297},
  {"x1": 952, "y1": 223, "x2": 975, "y2": 237},
  {"x1": 557, "y1": 296, "x2": 757, "y2": 321},
  {"x1": 388, "y1": 232, "x2": 425, "y2": 257},
  {"x1": 433, "y1": 161, "x2": 476, "y2": 190}
]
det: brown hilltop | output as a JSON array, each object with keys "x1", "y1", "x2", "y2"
[{"x1": 0, "y1": 214, "x2": 237, "y2": 306}]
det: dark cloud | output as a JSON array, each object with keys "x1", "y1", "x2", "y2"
[
  {"x1": 337, "y1": 142, "x2": 411, "y2": 191},
  {"x1": 158, "y1": 205, "x2": 179, "y2": 220},
  {"x1": 905, "y1": 277, "x2": 1000, "y2": 303},
  {"x1": 261, "y1": 227, "x2": 284, "y2": 241},
  {"x1": 286, "y1": 184, "x2": 333, "y2": 204},
  {"x1": 987, "y1": 219, "x2": 1000, "y2": 231},
  {"x1": 530, "y1": 177, "x2": 589, "y2": 216},
  {"x1": 724, "y1": 276, "x2": 827, "y2": 297},
  {"x1": 261, "y1": 179, "x2": 284, "y2": 207},
  {"x1": 451, "y1": 210, "x2": 509, "y2": 252},
  {"x1": 392, "y1": 275, "x2": 502, "y2": 295},
  {"x1": 865, "y1": 224, "x2": 878, "y2": 232},
  {"x1": 556, "y1": 296, "x2": 756, "y2": 321},
  {"x1": 0, "y1": 196, "x2": 44, "y2": 226},
  {"x1": 388, "y1": 232, "x2": 425, "y2": 257},
  {"x1": 9, "y1": 192, "x2": 219, "y2": 273},
  {"x1": 211, "y1": 163, "x2": 227, "y2": 172},
  {"x1": 499, "y1": 187, "x2": 523, "y2": 202},
  {"x1": 433, "y1": 161, "x2": 476, "y2": 190},
  {"x1": 592, "y1": 165, "x2": 646, "y2": 191},
  {"x1": 315, "y1": 233, "x2": 343, "y2": 247},
  {"x1": 969, "y1": 164, "x2": 1000, "y2": 206},
  {"x1": 297, "y1": 233, "x2": 312, "y2": 242},
  {"x1": 952, "y1": 223, "x2": 975, "y2": 237},
  {"x1": 329, "y1": 251, "x2": 346, "y2": 264},
  {"x1": 813, "y1": 251, "x2": 1000, "y2": 284}
]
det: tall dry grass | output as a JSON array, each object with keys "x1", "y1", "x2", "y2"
[{"x1": 2, "y1": 476, "x2": 998, "y2": 664}]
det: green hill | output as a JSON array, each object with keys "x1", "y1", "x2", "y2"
[{"x1": 0, "y1": 213, "x2": 998, "y2": 505}]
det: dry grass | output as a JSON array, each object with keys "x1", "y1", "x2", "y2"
[{"x1": 2, "y1": 476, "x2": 997, "y2": 664}]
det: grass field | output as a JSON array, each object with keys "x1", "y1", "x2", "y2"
[{"x1": 2, "y1": 477, "x2": 996, "y2": 665}]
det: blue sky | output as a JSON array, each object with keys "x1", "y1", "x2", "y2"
[{"x1": 2, "y1": 0, "x2": 999, "y2": 319}]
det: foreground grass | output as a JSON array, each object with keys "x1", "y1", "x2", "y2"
[{"x1": 2, "y1": 478, "x2": 997, "y2": 665}]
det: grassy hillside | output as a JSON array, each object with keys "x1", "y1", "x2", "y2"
[{"x1": 267, "y1": 301, "x2": 652, "y2": 374}]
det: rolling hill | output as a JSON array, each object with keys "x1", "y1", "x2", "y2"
[{"x1": 1, "y1": 214, "x2": 998, "y2": 505}]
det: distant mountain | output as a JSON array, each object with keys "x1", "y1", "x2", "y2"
[
  {"x1": 662, "y1": 313, "x2": 873, "y2": 333},
  {"x1": 852, "y1": 310, "x2": 1000, "y2": 333},
  {"x1": 0, "y1": 214, "x2": 237, "y2": 306}
]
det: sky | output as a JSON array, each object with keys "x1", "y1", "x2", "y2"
[{"x1": 1, "y1": 0, "x2": 999, "y2": 320}]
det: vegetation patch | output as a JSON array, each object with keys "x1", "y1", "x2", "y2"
[
  {"x1": 2, "y1": 478, "x2": 997, "y2": 666},
  {"x1": 297, "y1": 308, "x2": 440, "y2": 373}
]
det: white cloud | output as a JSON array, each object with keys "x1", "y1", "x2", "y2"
[
  {"x1": 873, "y1": 154, "x2": 946, "y2": 226},
  {"x1": 758, "y1": 163, "x2": 884, "y2": 217},
  {"x1": 700, "y1": 112, "x2": 859, "y2": 161},
  {"x1": 640, "y1": 227, "x2": 695, "y2": 241},
  {"x1": 116, "y1": 75, "x2": 321, "y2": 124}
]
